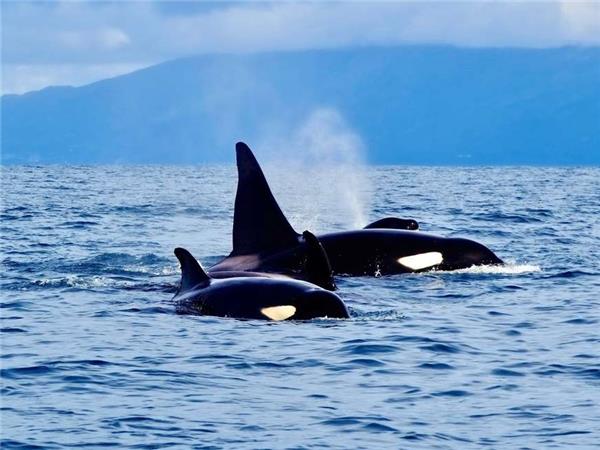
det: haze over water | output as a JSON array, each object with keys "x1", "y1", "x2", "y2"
[{"x1": 2, "y1": 165, "x2": 599, "y2": 449}]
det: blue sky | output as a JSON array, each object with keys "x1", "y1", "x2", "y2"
[{"x1": 2, "y1": 1, "x2": 599, "y2": 94}]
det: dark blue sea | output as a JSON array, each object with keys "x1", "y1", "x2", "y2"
[{"x1": 2, "y1": 165, "x2": 599, "y2": 449}]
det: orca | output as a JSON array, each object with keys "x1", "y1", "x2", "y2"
[
  {"x1": 173, "y1": 235, "x2": 349, "y2": 321},
  {"x1": 209, "y1": 142, "x2": 503, "y2": 277}
]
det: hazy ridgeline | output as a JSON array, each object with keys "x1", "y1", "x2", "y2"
[{"x1": 3, "y1": 46, "x2": 599, "y2": 165}]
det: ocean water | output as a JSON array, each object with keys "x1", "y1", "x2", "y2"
[{"x1": 1, "y1": 165, "x2": 599, "y2": 449}]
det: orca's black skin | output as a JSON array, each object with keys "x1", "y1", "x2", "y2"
[
  {"x1": 364, "y1": 217, "x2": 419, "y2": 231},
  {"x1": 209, "y1": 229, "x2": 337, "y2": 290},
  {"x1": 318, "y1": 230, "x2": 502, "y2": 274},
  {"x1": 173, "y1": 247, "x2": 349, "y2": 321},
  {"x1": 210, "y1": 142, "x2": 503, "y2": 277}
]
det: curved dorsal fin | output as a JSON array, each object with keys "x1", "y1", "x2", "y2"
[
  {"x1": 174, "y1": 247, "x2": 210, "y2": 292},
  {"x1": 302, "y1": 230, "x2": 336, "y2": 291},
  {"x1": 364, "y1": 217, "x2": 419, "y2": 231},
  {"x1": 231, "y1": 142, "x2": 300, "y2": 256}
]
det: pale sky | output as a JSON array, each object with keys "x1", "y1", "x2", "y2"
[{"x1": 2, "y1": 0, "x2": 599, "y2": 94}]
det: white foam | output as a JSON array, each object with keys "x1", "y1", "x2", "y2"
[
  {"x1": 160, "y1": 266, "x2": 178, "y2": 276},
  {"x1": 122, "y1": 265, "x2": 177, "y2": 276},
  {"x1": 452, "y1": 263, "x2": 541, "y2": 274}
]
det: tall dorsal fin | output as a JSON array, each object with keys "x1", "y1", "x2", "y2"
[
  {"x1": 302, "y1": 230, "x2": 336, "y2": 291},
  {"x1": 174, "y1": 247, "x2": 210, "y2": 292},
  {"x1": 231, "y1": 142, "x2": 300, "y2": 256}
]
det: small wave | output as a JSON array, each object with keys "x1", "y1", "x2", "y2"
[
  {"x1": 472, "y1": 212, "x2": 543, "y2": 223},
  {"x1": 492, "y1": 368, "x2": 526, "y2": 377},
  {"x1": 34, "y1": 276, "x2": 117, "y2": 289},
  {"x1": 544, "y1": 270, "x2": 597, "y2": 279},
  {"x1": 418, "y1": 362, "x2": 455, "y2": 370},
  {"x1": 452, "y1": 263, "x2": 541, "y2": 275},
  {"x1": 337, "y1": 343, "x2": 398, "y2": 356},
  {"x1": 349, "y1": 309, "x2": 406, "y2": 321},
  {"x1": 1, "y1": 439, "x2": 57, "y2": 450},
  {"x1": 0, "y1": 365, "x2": 58, "y2": 379},
  {"x1": 85, "y1": 252, "x2": 167, "y2": 266},
  {"x1": 123, "y1": 264, "x2": 178, "y2": 276},
  {"x1": 59, "y1": 220, "x2": 99, "y2": 228},
  {"x1": 420, "y1": 343, "x2": 461, "y2": 354},
  {"x1": 432, "y1": 389, "x2": 472, "y2": 397},
  {"x1": 31, "y1": 276, "x2": 176, "y2": 293}
]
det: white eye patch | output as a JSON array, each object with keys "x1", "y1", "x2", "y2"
[
  {"x1": 261, "y1": 305, "x2": 296, "y2": 321},
  {"x1": 398, "y1": 252, "x2": 443, "y2": 270}
]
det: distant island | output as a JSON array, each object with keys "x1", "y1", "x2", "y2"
[{"x1": 2, "y1": 46, "x2": 599, "y2": 165}]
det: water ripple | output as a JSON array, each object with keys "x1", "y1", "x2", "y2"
[{"x1": 1, "y1": 165, "x2": 599, "y2": 449}]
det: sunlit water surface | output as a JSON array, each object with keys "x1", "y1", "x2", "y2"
[{"x1": 2, "y1": 166, "x2": 599, "y2": 449}]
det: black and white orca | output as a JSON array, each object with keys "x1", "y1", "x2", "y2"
[
  {"x1": 174, "y1": 231, "x2": 349, "y2": 321},
  {"x1": 209, "y1": 142, "x2": 503, "y2": 277}
]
